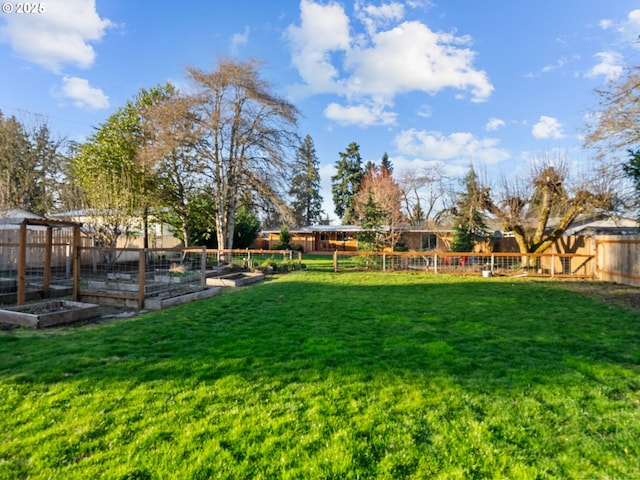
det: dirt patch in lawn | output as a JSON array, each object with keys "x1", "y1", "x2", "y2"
[{"x1": 554, "y1": 280, "x2": 640, "y2": 315}]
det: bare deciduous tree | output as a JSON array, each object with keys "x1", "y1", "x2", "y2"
[
  {"x1": 355, "y1": 164, "x2": 405, "y2": 249},
  {"x1": 480, "y1": 153, "x2": 616, "y2": 255},
  {"x1": 186, "y1": 58, "x2": 299, "y2": 249},
  {"x1": 584, "y1": 67, "x2": 640, "y2": 212},
  {"x1": 140, "y1": 89, "x2": 205, "y2": 246},
  {"x1": 397, "y1": 164, "x2": 449, "y2": 226},
  {"x1": 584, "y1": 67, "x2": 640, "y2": 158}
]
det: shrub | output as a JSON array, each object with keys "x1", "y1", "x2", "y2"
[
  {"x1": 352, "y1": 254, "x2": 379, "y2": 269},
  {"x1": 290, "y1": 243, "x2": 304, "y2": 252},
  {"x1": 258, "y1": 257, "x2": 299, "y2": 272}
]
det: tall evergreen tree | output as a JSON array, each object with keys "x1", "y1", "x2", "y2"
[
  {"x1": 331, "y1": 142, "x2": 364, "y2": 224},
  {"x1": 289, "y1": 134, "x2": 323, "y2": 227},
  {"x1": 233, "y1": 203, "x2": 261, "y2": 249},
  {"x1": 624, "y1": 149, "x2": 640, "y2": 223},
  {"x1": 357, "y1": 188, "x2": 385, "y2": 250},
  {"x1": 452, "y1": 166, "x2": 488, "y2": 251},
  {"x1": 381, "y1": 152, "x2": 393, "y2": 174}
]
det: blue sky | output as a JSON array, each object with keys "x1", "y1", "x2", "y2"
[{"x1": 1, "y1": 0, "x2": 639, "y2": 222}]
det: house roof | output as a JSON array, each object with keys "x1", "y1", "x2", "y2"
[
  {"x1": 0, "y1": 208, "x2": 46, "y2": 224},
  {"x1": 262, "y1": 223, "x2": 455, "y2": 234},
  {"x1": 561, "y1": 214, "x2": 637, "y2": 236}
]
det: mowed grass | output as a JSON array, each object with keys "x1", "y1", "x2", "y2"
[{"x1": 1, "y1": 271, "x2": 639, "y2": 479}]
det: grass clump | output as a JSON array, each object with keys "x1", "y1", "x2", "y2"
[{"x1": 1, "y1": 271, "x2": 639, "y2": 478}]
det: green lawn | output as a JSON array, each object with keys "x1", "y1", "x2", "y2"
[{"x1": 1, "y1": 271, "x2": 639, "y2": 479}]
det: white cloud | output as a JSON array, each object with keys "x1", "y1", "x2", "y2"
[
  {"x1": 347, "y1": 21, "x2": 492, "y2": 100},
  {"x1": 416, "y1": 104, "x2": 432, "y2": 118},
  {"x1": 230, "y1": 26, "x2": 250, "y2": 54},
  {"x1": 324, "y1": 102, "x2": 397, "y2": 126},
  {"x1": 286, "y1": 0, "x2": 493, "y2": 127},
  {"x1": 541, "y1": 57, "x2": 566, "y2": 73},
  {"x1": 355, "y1": 0, "x2": 405, "y2": 36},
  {"x1": 0, "y1": 0, "x2": 113, "y2": 72},
  {"x1": 585, "y1": 51, "x2": 623, "y2": 81},
  {"x1": 393, "y1": 156, "x2": 467, "y2": 179},
  {"x1": 286, "y1": 0, "x2": 351, "y2": 96},
  {"x1": 394, "y1": 128, "x2": 510, "y2": 165},
  {"x1": 599, "y1": 19, "x2": 613, "y2": 30},
  {"x1": 617, "y1": 9, "x2": 640, "y2": 48},
  {"x1": 485, "y1": 118, "x2": 505, "y2": 131},
  {"x1": 531, "y1": 116, "x2": 565, "y2": 139},
  {"x1": 58, "y1": 76, "x2": 109, "y2": 110}
]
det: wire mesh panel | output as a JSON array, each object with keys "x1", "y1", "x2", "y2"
[
  {"x1": 331, "y1": 251, "x2": 594, "y2": 278},
  {"x1": 385, "y1": 253, "x2": 434, "y2": 271},
  {"x1": 76, "y1": 247, "x2": 303, "y2": 308},
  {"x1": 205, "y1": 249, "x2": 301, "y2": 271},
  {"x1": 78, "y1": 247, "x2": 209, "y2": 308},
  {"x1": 434, "y1": 253, "x2": 490, "y2": 274},
  {"x1": 491, "y1": 254, "x2": 527, "y2": 275},
  {"x1": 145, "y1": 248, "x2": 206, "y2": 299},
  {"x1": 0, "y1": 225, "x2": 80, "y2": 305}
]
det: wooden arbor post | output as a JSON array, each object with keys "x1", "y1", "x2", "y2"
[
  {"x1": 43, "y1": 226, "x2": 53, "y2": 297},
  {"x1": 17, "y1": 221, "x2": 27, "y2": 305},
  {"x1": 72, "y1": 224, "x2": 81, "y2": 302},
  {"x1": 14, "y1": 218, "x2": 83, "y2": 305}
]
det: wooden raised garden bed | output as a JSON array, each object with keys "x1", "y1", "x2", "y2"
[
  {"x1": 0, "y1": 300, "x2": 100, "y2": 329},
  {"x1": 205, "y1": 271, "x2": 265, "y2": 287}
]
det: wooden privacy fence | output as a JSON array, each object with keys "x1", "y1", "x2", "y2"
[
  {"x1": 595, "y1": 235, "x2": 640, "y2": 287},
  {"x1": 0, "y1": 227, "x2": 92, "y2": 272}
]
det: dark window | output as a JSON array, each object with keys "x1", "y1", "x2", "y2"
[{"x1": 422, "y1": 234, "x2": 438, "y2": 250}]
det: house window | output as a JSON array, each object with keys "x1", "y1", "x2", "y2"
[
  {"x1": 422, "y1": 234, "x2": 438, "y2": 250},
  {"x1": 320, "y1": 232, "x2": 329, "y2": 241},
  {"x1": 336, "y1": 233, "x2": 350, "y2": 242}
]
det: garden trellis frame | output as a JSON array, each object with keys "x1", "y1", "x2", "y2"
[{"x1": 15, "y1": 218, "x2": 82, "y2": 305}]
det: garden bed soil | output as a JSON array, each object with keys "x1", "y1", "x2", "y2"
[
  {"x1": 554, "y1": 280, "x2": 640, "y2": 314},
  {"x1": 145, "y1": 286, "x2": 222, "y2": 310},
  {"x1": 0, "y1": 300, "x2": 101, "y2": 329}
]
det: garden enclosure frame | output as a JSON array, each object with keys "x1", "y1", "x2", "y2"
[{"x1": 12, "y1": 218, "x2": 82, "y2": 305}]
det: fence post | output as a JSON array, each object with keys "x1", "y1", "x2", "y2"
[
  {"x1": 17, "y1": 221, "x2": 27, "y2": 305},
  {"x1": 383, "y1": 252, "x2": 386, "y2": 272},
  {"x1": 551, "y1": 254, "x2": 555, "y2": 278},
  {"x1": 333, "y1": 250, "x2": 338, "y2": 272},
  {"x1": 434, "y1": 253, "x2": 438, "y2": 274},
  {"x1": 65, "y1": 242, "x2": 71, "y2": 278},
  {"x1": 491, "y1": 254, "x2": 495, "y2": 274},
  {"x1": 138, "y1": 249, "x2": 146, "y2": 310},
  {"x1": 72, "y1": 226, "x2": 81, "y2": 302},
  {"x1": 201, "y1": 246, "x2": 207, "y2": 288},
  {"x1": 43, "y1": 227, "x2": 52, "y2": 297}
]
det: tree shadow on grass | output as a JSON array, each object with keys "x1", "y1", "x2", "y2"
[{"x1": 1, "y1": 273, "x2": 638, "y2": 394}]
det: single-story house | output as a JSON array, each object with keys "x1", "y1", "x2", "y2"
[
  {"x1": 257, "y1": 214, "x2": 638, "y2": 254},
  {"x1": 51, "y1": 209, "x2": 181, "y2": 249},
  {"x1": 253, "y1": 223, "x2": 455, "y2": 253}
]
